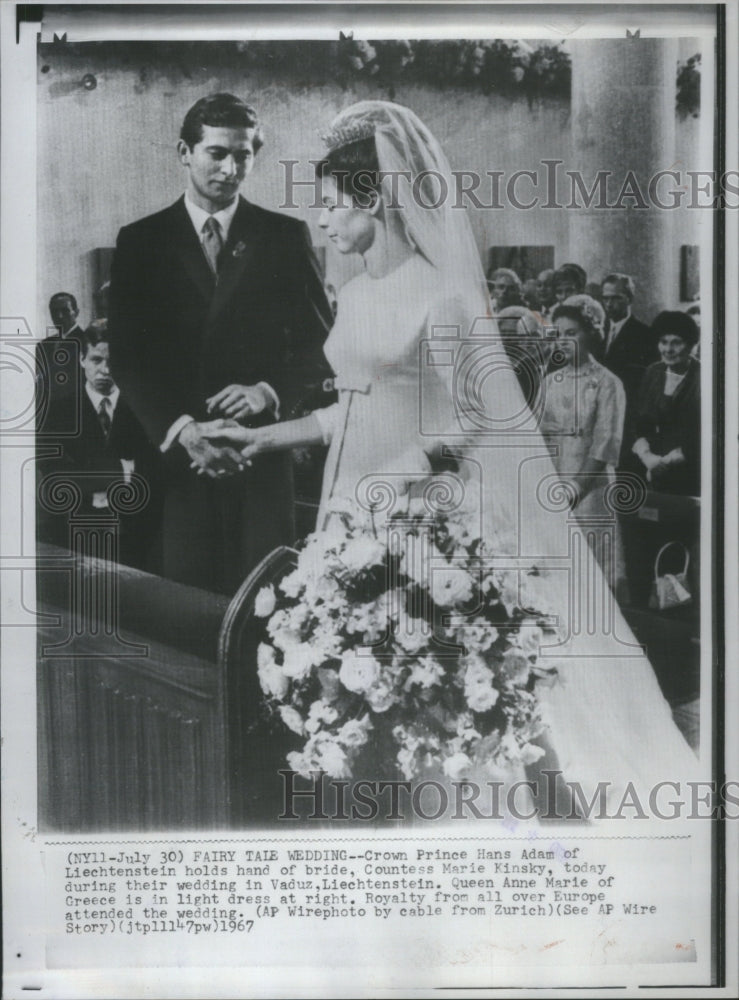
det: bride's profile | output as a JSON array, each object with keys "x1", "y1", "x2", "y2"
[{"x1": 204, "y1": 100, "x2": 698, "y2": 811}]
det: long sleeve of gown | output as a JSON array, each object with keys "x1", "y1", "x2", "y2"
[
  {"x1": 314, "y1": 402, "x2": 340, "y2": 445},
  {"x1": 588, "y1": 374, "x2": 625, "y2": 466}
]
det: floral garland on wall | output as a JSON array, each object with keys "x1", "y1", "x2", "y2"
[
  {"x1": 328, "y1": 38, "x2": 571, "y2": 102},
  {"x1": 44, "y1": 39, "x2": 699, "y2": 117}
]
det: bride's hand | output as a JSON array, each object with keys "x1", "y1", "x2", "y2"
[{"x1": 199, "y1": 419, "x2": 264, "y2": 461}]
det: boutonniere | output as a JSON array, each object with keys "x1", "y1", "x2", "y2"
[{"x1": 232, "y1": 241, "x2": 248, "y2": 258}]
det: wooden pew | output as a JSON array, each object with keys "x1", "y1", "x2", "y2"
[{"x1": 37, "y1": 545, "x2": 231, "y2": 831}]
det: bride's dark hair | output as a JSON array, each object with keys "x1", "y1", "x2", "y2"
[{"x1": 316, "y1": 136, "x2": 381, "y2": 208}]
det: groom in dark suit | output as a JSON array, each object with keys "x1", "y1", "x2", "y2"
[{"x1": 109, "y1": 94, "x2": 332, "y2": 594}]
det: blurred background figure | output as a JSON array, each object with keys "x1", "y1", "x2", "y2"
[
  {"x1": 488, "y1": 266, "x2": 524, "y2": 312},
  {"x1": 536, "y1": 268, "x2": 556, "y2": 316},
  {"x1": 685, "y1": 300, "x2": 701, "y2": 360},
  {"x1": 325, "y1": 282, "x2": 338, "y2": 320},
  {"x1": 552, "y1": 263, "x2": 587, "y2": 305},
  {"x1": 497, "y1": 304, "x2": 549, "y2": 408},
  {"x1": 36, "y1": 290, "x2": 84, "y2": 410},
  {"x1": 521, "y1": 277, "x2": 542, "y2": 312},
  {"x1": 48, "y1": 291, "x2": 84, "y2": 339},
  {"x1": 94, "y1": 280, "x2": 111, "y2": 320}
]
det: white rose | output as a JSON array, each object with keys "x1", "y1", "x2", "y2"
[
  {"x1": 305, "y1": 699, "x2": 339, "y2": 735},
  {"x1": 279, "y1": 569, "x2": 303, "y2": 598},
  {"x1": 366, "y1": 676, "x2": 396, "y2": 713},
  {"x1": 340, "y1": 535, "x2": 386, "y2": 574},
  {"x1": 307, "y1": 734, "x2": 351, "y2": 779},
  {"x1": 257, "y1": 653, "x2": 289, "y2": 701},
  {"x1": 463, "y1": 654, "x2": 499, "y2": 712},
  {"x1": 517, "y1": 621, "x2": 544, "y2": 657},
  {"x1": 396, "y1": 618, "x2": 430, "y2": 654},
  {"x1": 282, "y1": 643, "x2": 320, "y2": 682},
  {"x1": 501, "y1": 649, "x2": 530, "y2": 687},
  {"x1": 457, "y1": 619, "x2": 498, "y2": 652},
  {"x1": 286, "y1": 750, "x2": 312, "y2": 778},
  {"x1": 396, "y1": 745, "x2": 417, "y2": 780},
  {"x1": 337, "y1": 717, "x2": 373, "y2": 748},
  {"x1": 443, "y1": 751, "x2": 473, "y2": 780},
  {"x1": 431, "y1": 567, "x2": 475, "y2": 608},
  {"x1": 254, "y1": 585, "x2": 277, "y2": 618},
  {"x1": 339, "y1": 649, "x2": 381, "y2": 694},
  {"x1": 520, "y1": 742, "x2": 546, "y2": 765},
  {"x1": 407, "y1": 656, "x2": 445, "y2": 689},
  {"x1": 279, "y1": 704, "x2": 305, "y2": 735},
  {"x1": 313, "y1": 625, "x2": 344, "y2": 659}
]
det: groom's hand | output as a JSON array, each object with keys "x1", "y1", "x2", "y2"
[
  {"x1": 178, "y1": 421, "x2": 246, "y2": 479},
  {"x1": 206, "y1": 384, "x2": 271, "y2": 420}
]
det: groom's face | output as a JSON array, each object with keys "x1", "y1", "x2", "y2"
[{"x1": 178, "y1": 124, "x2": 256, "y2": 212}]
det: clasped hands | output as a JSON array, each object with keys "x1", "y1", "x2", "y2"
[
  {"x1": 179, "y1": 384, "x2": 269, "y2": 479},
  {"x1": 639, "y1": 447, "x2": 685, "y2": 483}
]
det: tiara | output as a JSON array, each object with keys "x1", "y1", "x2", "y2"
[{"x1": 321, "y1": 119, "x2": 377, "y2": 152}]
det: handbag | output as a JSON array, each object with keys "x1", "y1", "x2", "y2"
[{"x1": 648, "y1": 541, "x2": 692, "y2": 611}]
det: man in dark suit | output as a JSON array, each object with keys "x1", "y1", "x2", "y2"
[
  {"x1": 600, "y1": 273, "x2": 657, "y2": 405},
  {"x1": 38, "y1": 322, "x2": 163, "y2": 570},
  {"x1": 48, "y1": 292, "x2": 84, "y2": 341},
  {"x1": 108, "y1": 93, "x2": 332, "y2": 594},
  {"x1": 36, "y1": 292, "x2": 85, "y2": 410}
]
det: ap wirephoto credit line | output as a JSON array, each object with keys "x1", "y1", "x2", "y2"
[{"x1": 1, "y1": 2, "x2": 736, "y2": 997}]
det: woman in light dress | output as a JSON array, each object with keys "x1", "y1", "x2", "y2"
[
  {"x1": 204, "y1": 100, "x2": 698, "y2": 804},
  {"x1": 539, "y1": 295, "x2": 629, "y2": 599}
]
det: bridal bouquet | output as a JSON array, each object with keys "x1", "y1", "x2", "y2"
[{"x1": 253, "y1": 502, "x2": 558, "y2": 782}]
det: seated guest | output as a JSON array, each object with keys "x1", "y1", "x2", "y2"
[
  {"x1": 488, "y1": 267, "x2": 524, "y2": 312},
  {"x1": 600, "y1": 272, "x2": 657, "y2": 406},
  {"x1": 539, "y1": 295, "x2": 627, "y2": 594},
  {"x1": 630, "y1": 311, "x2": 700, "y2": 497},
  {"x1": 37, "y1": 321, "x2": 163, "y2": 571},
  {"x1": 552, "y1": 263, "x2": 586, "y2": 305}
]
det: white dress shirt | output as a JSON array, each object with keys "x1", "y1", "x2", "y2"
[
  {"x1": 86, "y1": 382, "x2": 120, "y2": 416},
  {"x1": 84, "y1": 383, "x2": 134, "y2": 506}
]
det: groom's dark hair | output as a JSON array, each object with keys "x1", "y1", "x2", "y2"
[
  {"x1": 180, "y1": 93, "x2": 264, "y2": 152},
  {"x1": 316, "y1": 136, "x2": 381, "y2": 208}
]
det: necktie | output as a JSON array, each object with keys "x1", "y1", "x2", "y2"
[
  {"x1": 202, "y1": 216, "x2": 223, "y2": 275},
  {"x1": 98, "y1": 396, "x2": 112, "y2": 438}
]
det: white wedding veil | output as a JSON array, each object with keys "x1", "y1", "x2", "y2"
[
  {"x1": 324, "y1": 100, "x2": 490, "y2": 305},
  {"x1": 321, "y1": 100, "x2": 699, "y2": 797},
  {"x1": 323, "y1": 100, "x2": 555, "y2": 550}
]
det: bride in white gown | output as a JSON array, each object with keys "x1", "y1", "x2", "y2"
[{"x1": 204, "y1": 100, "x2": 698, "y2": 808}]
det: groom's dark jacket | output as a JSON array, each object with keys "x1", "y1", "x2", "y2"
[{"x1": 108, "y1": 195, "x2": 333, "y2": 594}]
